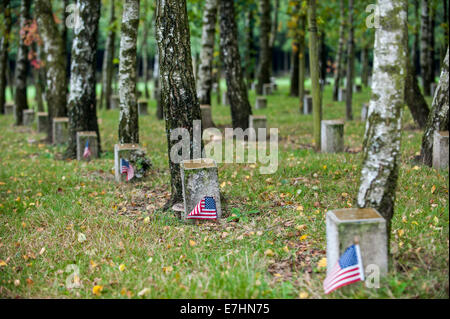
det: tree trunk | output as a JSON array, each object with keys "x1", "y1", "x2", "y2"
[
  {"x1": 154, "y1": 49, "x2": 163, "y2": 120},
  {"x1": 33, "y1": 43, "x2": 45, "y2": 112},
  {"x1": 361, "y1": 45, "x2": 370, "y2": 87},
  {"x1": 100, "y1": 0, "x2": 116, "y2": 110},
  {"x1": 405, "y1": 52, "x2": 430, "y2": 128},
  {"x1": 412, "y1": 0, "x2": 420, "y2": 73},
  {"x1": 357, "y1": 0, "x2": 407, "y2": 238},
  {"x1": 14, "y1": 0, "x2": 31, "y2": 125},
  {"x1": 308, "y1": 0, "x2": 322, "y2": 151},
  {"x1": 197, "y1": 0, "x2": 218, "y2": 106},
  {"x1": 428, "y1": 2, "x2": 436, "y2": 81},
  {"x1": 332, "y1": 0, "x2": 345, "y2": 101},
  {"x1": 156, "y1": 0, "x2": 202, "y2": 205},
  {"x1": 141, "y1": 3, "x2": 151, "y2": 100},
  {"x1": 256, "y1": 0, "x2": 272, "y2": 95},
  {"x1": 290, "y1": 38, "x2": 300, "y2": 97},
  {"x1": 269, "y1": 0, "x2": 280, "y2": 74},
  {"x1": 245, "y1": 7, "x2": 256, "y2": 87},
  {"x1": 420, "y1": 48, "x2": 449, "y2": 166},
  {"x1": 35, "y1": 0, "x2": 68, "y2": 143},
  {"x1": 298, "y1": 14, "x2": 306, "y2": 112},
  {"x1": 420, "y1": 0, "x2": 431, "y2": 95},
  {"x1": 119, "y1": 0, "x2": 140, "y2": 144},
  {"x1": 345, "y1": 0, "x2": 354, "y2": 121},
  {"x1": 0, "y1": 0, "x2": 12, "y2": 115},
  {"x1": 65, "y1": 0, "x2": 101, "y2": 159},
  {"x1": 219, "y1": 0, "x2": 252, "y2": 130}
]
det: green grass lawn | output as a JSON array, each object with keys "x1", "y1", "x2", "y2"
[{"x1": 0, "y1": 79, "x2": 448, "y2": 299}]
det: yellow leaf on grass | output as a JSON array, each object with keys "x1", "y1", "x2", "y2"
[
  {"x1": 299, "y1": 291, "x2": 309, "y2": 299},
  {"x1": 264, "y1": 249, "x2": 275, "y2": 257},
  {"x1": 299, "y1": 235, "x2": 308, "y2": 241},
  {"x1": 296, "y1": 205, "x2": 304, "y2": 211},
  {"x1": 163, "y1": 266, "x2": 173, "y2": 274},
  {"x1": 138, "y1": 288, "x2": 150, "y2": 297},
  {"x1": 143, "y1": 216, "x2": 150, "y2": 224},
  {"x1": 317, "y1": 257, "x2": 327, "y2": 268},
  {"x1": 397, "y1": 229, "x2": 404, "y2": 237},
  {"x1": 92, "y1": 285, "x2": 103, "y2": 296},
  {"x1": 283, "y1": 246, "x2": 290, "y2": 253},
  {"x1": 119, "y1": 264, "x2": 126, "y2": 272},
  {"x1": 0, "y1": 260, "x2": 7, "y2": 267},
  {"x1": 431, "y1": 185, "x2": 436, "y2": 194},
  {"x1": 189, "y1": 240, "x2": 196, "y2": 247}
]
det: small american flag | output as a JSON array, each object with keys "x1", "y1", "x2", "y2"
[
  {"x1": 83, "y1": 140, "x2": 91, "y2": 158},
  {"x1": 187, "y1": 196, "x2": 217, "y2": 220},
  {"x1": 120, "y1": 158, "x2": 134, "y2": 181},
  {"x1": 323, "y1": 244, "x2": 365, "y2": 294}
]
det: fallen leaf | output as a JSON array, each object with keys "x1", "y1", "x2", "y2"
[
  {"x1": 189, "y1": 240, "x2": 196, "y2": 247},
  {"x1": 119, "y1": 264, "x2": 126, "y2": 272},
  {"x1": 264, "y1": 249, "x2": 275, "y2": 257},
  {"x1": 299, "y1": 291, "x2": 309, "y2": 299},
  {"x1": 92, "y1": 285, "x2": 103, "y2": 296},
  {"x1": 317, "y1": 257, "x2": 327, "y2": 268},
  {"x1": 138, "y1": 288, "x2": 150, "y2": 297},
  {"x1": 77, "y1": 233, "x2": 87, "y2": 243}
]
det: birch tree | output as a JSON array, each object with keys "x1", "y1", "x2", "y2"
[
  {"x1": 156, "y1": 0, "x2": 202, "y2": 205},
  {"x1": 357, "y1": 0, "x2": 407, "y2": 236},
  {"x1": 256, "y1": 0, "x2": 272, "y2": 95},
  {"x1": 35, "y1": 0, "x2": 68, "y2": 142},
  {"x1": 332, "y1": 0, "x2": 345, "y2": 101},
  {"x1": 65, "y1": 0, "x2": 102, "y2": 159},
  {"x1": 0, "y1": 0, "x2": 12, "y2": 115},
  {"x1": 14, "y1": 0, "x2": 31, "y2": 125},
  {"x1": 420, "y1": 49, "x2": 449, "y2": 166},
  {"x1": 119, "y1": 0, "x2": 140, "y2": 144},
  {"x1": 197, "y1": 0, "x2": 218, "y2": 106},
  {"x1": 219, "y1": 0, "x2": 252, "y2": 130},
  {"x1": 420, "y1": 0, "x2": 432, "y2": 95}
]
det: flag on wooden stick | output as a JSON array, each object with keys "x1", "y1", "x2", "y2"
[
  {"x1": 120, "y1": 158, "x2": 134, "y2": 181},
  {"x1": 83, "y1": 140, "x2": 91, "y2": 158},
  {"x1": 187, "y1": 196, "x2": 217, "y2": 220},
  {"x1": 323, "y1": 244, "x2": 364, "y2": 294}
]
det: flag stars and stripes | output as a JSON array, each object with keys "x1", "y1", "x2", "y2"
[{"x1": 187, "y1": 196, "x2": 218, "y2": 220}]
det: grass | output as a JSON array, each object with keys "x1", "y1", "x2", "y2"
[{"x1": 0, "y1": 78, "x2": 448, "y2": 299}]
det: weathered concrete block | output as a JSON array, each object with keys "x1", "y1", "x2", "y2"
[
  {"x1": 338, "y1": 88, "x2": 346, "y2": 102},
  {"x1": 138, "y1": 100, "x2": 148, "y2": 115},
  {"x1": 303, "y1": 95, "x2": 313, "y2": 115},
  {"x1": 114, "y1": 143, "x2": 145, "y2": 182},
  {"x1": 221, "y1": 91, "x2": 229, "y2": 106},
  {"x1": 4, "y1": 103, "x2": 14, "y2": 115},
  {"x1": 200, "y1": 105, "x2": 214, "y2": 128},
  {"x1": 361, "y1": 103, "x2": 368, "y2": 122},
  {"x1": 321, "y1": 120, "x2": 344, "y2": 153},
  {"x1": 53, "y1": 117, "x2": 69, "y2": 145},
  {"x1": 263, "y1": 83, "x2": 272, "y2": 96},
  {"x1": 76, "y1": 131, "x2": 99, "y2": 161},
  {"x1": 432, "y1": 131, "x2": 449, "y2": 169},
  {"x1": 255, "y1": 97, "x2": 267, "y2": 110},
  {"x1": 110, "y1": 95, "x2": 119, "y2": 109},
  {"x1": 249, "y1": 115, "x2": 267, "y2": 140},
  {"x1": 180, "y1": 158, "x2": 221, "y2": 221},
  {"x1": 23, "y1": 109, "x2": 35, "y2": 126},
  {"x1": 326, "y1": 208, "x2": 388, "y2": 276},
  {"x1": 37, "y1": 112, "x2": 49, "y2": 133}
]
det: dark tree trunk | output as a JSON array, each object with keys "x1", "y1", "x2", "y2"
[
  {"x1": 412, "y1": 0, "x2": 420, "y2": 73},
  {"x1": 100, "y1": 0, "x2": 116, "y2": 110},
  {"x1": 33, "y1": 44, "x2": 45, "y2": 112},
  {"x1": 319, "y1": 31, "x2": 327, "y2": 87},
  {"x1": 141, "y1": 4, "x2": 151, "y2": 100},
  {"x1": 420, "y1": 0, "x2": 431, "y2": 95},
  {"x1": 65, "y1": 0, "x2": 101, "y2": 159},
  {"x1": 345, "y1": 0, "x2": 354, "y2": 121},
  {"x1": 332, "y1": 0, "x2": 345, "y2": 101},
  {"x1": 35, "y1": 0, "x2": 68, "y2": 143},
  {"x1": 0, "y1": 0, "x2": 12, "y2": 115},
  {"x1": 119, "y1": 0, "x2": 140, "y2": 144},
  {"x1": 405, "y1": 58, "x2": 430, "y2": 128},
  {"x1": 14, "y1": 0, "x2": 31, "y2": 125},
  {"x1": 290, "y1": 37, "x2": 300, "y2": 97},
  {"x1": 361, "y1": 45, "x2": 370, "y2": 87},
  {"x1": 245, "y1": 6, "x2": 256, "y2": 87},
  {"x1": 156, "y1": 0, "x2": 202, "y2": 205},
  {"x1": 219, "y1": 0, "x2": 252, "y2": 130},
  {"x1": 269, "y1": 0, "x2": 279, "y2": 74},
  {"x1": 298, "y1": 14, "x2": 306, "y2": 112},
  {"x1": 420, "y1": 49, "x2": 449, "y2": 166},
  {"x1": 256, "y1": 0, "x2": 272, "y2": 95},
  {"x1": 197, "y1": 0, "x2": 218, "y2": 106}
]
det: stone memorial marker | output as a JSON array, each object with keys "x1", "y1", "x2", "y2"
[
  {"x1": 200, "y1": 105, "x2": 215, "y2": 128},
  {"x1": 76, "y1": 131, "x2": 99, "y2": 161},
  {"x1": 249, "y1": 115, "x2": 268, "y2": 140},
  {"x1": 361, "y1": 103, "x2": 368, "y2": 122},
  {"x1": 338, "y1": 88, "x2": 346, "y2": 102},
  {"x1": 23, "y1": 109, "x2": 35, "y2": 126},
  {"x1": 432, "y1": 131, "x2": 449, "y2": 169},
  {"x1": 321, "y1": 120, "x2": 344, "y2": 153},
  {"x1": 221, "y1": 91, "x2": 229, "y2": 106},
  {"x1": 263, "y1": 83, "x2": 272, "y2": 96},
  {"x1": 255, "y1": 97, "x2": 267, "y2": 110},
  {"x1": 4, "y1": 102, "x2": 14, "y2": 115},
  {"x1": 180, "y1": 158, "x2": 222, "y2": 221},
  {"x1": 37, "y1": 112, "x2": 49, "y2": 133},
  {"x1": 303, "y1": 95, "x2": 313, "y2": 115},
  {"x1": 114, "y1": 143, "x2": 148, "y2": 182},
  {"x1": 110, "y1": 95, "x2": 119, "y2": 109},
  {"x1": 326, "y1": 208, "x2": 388, "y2": 276},
  {"x1": 53, "y1": 117, "x2": 69, "y2": 145},
  {"x1": 138, "y1": 99, "x2": 149, "y2": 115}
]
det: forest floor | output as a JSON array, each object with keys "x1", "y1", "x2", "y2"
[{"x1": 0, "y1": 78, "x2": 448, "y2": 298}]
